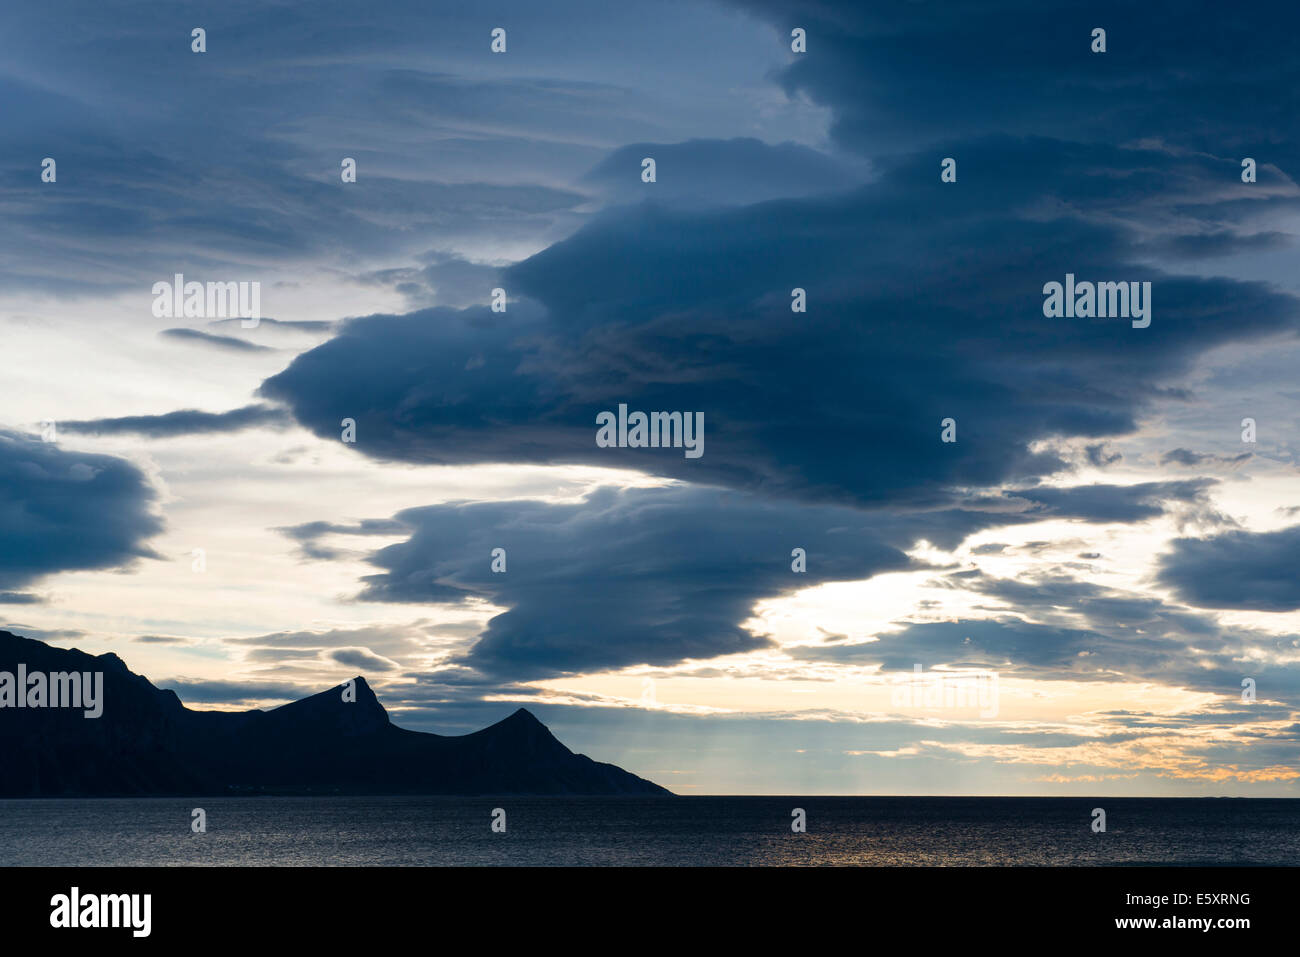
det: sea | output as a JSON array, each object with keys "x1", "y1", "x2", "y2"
[{"x1": 2, "y1": 796, "x2": 1297, "y2": 866}]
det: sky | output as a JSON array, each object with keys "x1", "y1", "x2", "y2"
[{"x1": 2, "y1": 0, "x2": 1298, "y2": 795}]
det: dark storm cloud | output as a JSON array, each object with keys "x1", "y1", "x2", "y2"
[
  {"x1": 60, "y1": 404, "x2": 290, "y2": 438},
  {"x1": 1003, "y1": 479, "x2": 1219, "y2": 523},
  {"x1": 160, "y1": 328, "x2": 274, "y2": 353},
  {"x1": 0, "y1": 592, "x2": 43, "y2": 604},
  {"x1": 805, "y1": 617, "x2": 1126, "y2": 673},
  {"x1": 1159, "y1": 448, "x2": 1252, "y2": 468},
  {"x1": 277, "y1": 519, "x2": 408, "y2": 561},
  {"x1": 948, "y1": 570, "x2": 1222, "y2": 638},
  {"x1": 326, "y1": 647, "x2": 400, "y2": 672},
  {"x1": 803, "y1": 614, "x2": 1300, "y2": 701},
  {"x1": 256, "y1": 134, "x2": 1299, "y2": 679},
  {"x1": 1156, "y1": 525, "x2": 1300, "y2": 611},
  {"x1": 262, "y1": 137, "x2": 1300, "y2": 508},
  {"x1": 1152, "y1": 230, "x2": 1293, "y2": 261},
  {"x1": 795, "y1": 567, "x2": 1300, "y2": 702},
  {"x1": 1084, "y1": 444, "x2": 1121, "y2": 467},
  {"x1": 735, "y1": 0, "x2": 1300, "y2": 171},
  {"x1": 583, "y1": 138, "x2": 867, "y2": 206},
  {"x1": 304, "y1": 485, "x2": 932, "y2": 678},
  {"x1": 208, "y1": 317, "x2": 338, "y2": 335},
  {"x1": 0, "y1": 430, "x2": 163, "y2": 590},
  {"x1": 356, "y1": 252, "x2": 504, "y2": 309},
  {"x1": 284, "y1": 477, "x2": 1234, "y2": 680}
]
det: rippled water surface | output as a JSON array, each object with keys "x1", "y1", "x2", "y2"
[{"x1": 2, "y1": 797, "x2": 1296, "y2": 866}]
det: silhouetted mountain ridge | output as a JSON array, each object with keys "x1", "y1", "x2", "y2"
[{"x1": 0, "y1": 631, "x2": 670, "y2": 796}]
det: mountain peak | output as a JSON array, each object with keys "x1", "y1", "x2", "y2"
[
  {"x1": 95, "y1": 651, "x2": 129, "y2": 672},
  {"x1": 0, "y1": 631, "x2": 672, "y2": 796},
  {"x1": 492, "y1": 707, "x2": 556, "y2": 737},
  {"x1": 346, "y1": 676, "x2": 381, "y2": 707},
  {"x1": 507, "y1": 706, "x2": 543, "y2": 724},
  {"x1": 258, "y1": 674, "x2": 389, "y2": 736},
  {"x1": 476, "y1": 706, "x2": 566, "y2": 753}
]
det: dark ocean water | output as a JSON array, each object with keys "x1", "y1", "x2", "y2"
[{"x1": 2, "y1": 797, "x2": 1297, "y2": 866}]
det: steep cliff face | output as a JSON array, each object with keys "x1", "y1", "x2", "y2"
[{"x1": 0, "y1": 631, "x2": 671, "y2": 797}]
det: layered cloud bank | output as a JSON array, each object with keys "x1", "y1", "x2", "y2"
[
  {"x1": 2, "y1": 0, "x2": 1298, "y2": 793},
  {"x1": 0, "y1": 432, "x2": 161, "y2": 598}
]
